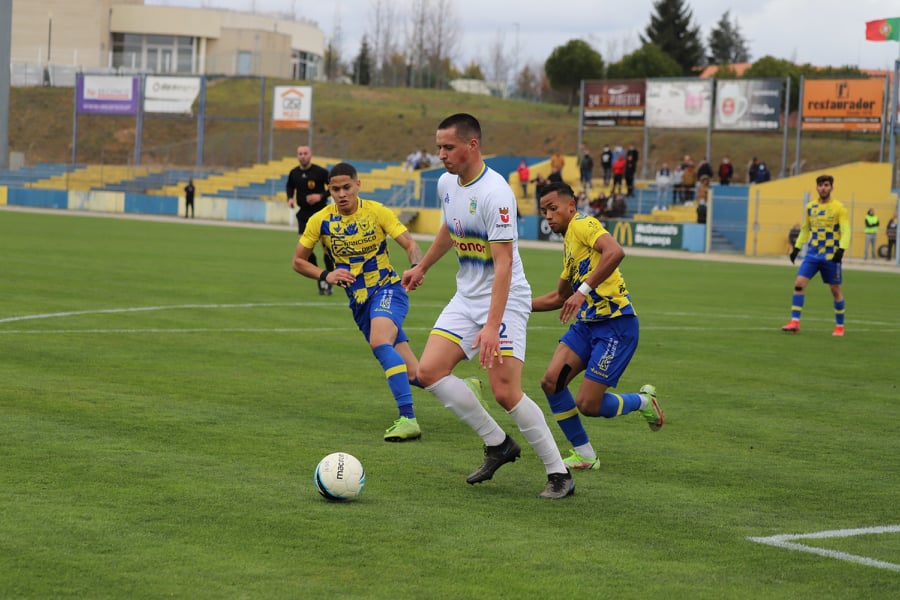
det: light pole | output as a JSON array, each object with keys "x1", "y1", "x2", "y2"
[{"x1": 43, "y1": 12, "x2": 53, "y2": 86}]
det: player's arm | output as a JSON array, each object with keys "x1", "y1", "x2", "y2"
[
  {"x1": 394, "y1": 231, "x2": 423, "y2": 268},
  {"x1": 402, "y1": 222, "x2": 452, "y2": 291},
  {"x1": 559, "y1": 232, "x2": 624, "y2": 323},
  {"x1": 838, "y1": 206, "x2": 851, "y2": 250},
  {"x1": 285, "y1": 172, "x2": 296, "y2": 207},
  {"x1": 475, "y1": 240, "x2": 513, "y2": 369},
  {"x1": 532, "y1": 278, "x2": 571, "y2": 312}
]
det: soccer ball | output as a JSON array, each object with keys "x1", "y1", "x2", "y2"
[{"x1": 314, "y1": 452, "x2": 366, "y2": 501}]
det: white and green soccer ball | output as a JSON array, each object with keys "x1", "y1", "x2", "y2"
[{"x1": 314, "y1": 452, "x2": 366, "y2": 502}]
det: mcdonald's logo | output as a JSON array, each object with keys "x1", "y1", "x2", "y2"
[{"x1": 612, "y1": 220, "x2": 633, "y2": 246}]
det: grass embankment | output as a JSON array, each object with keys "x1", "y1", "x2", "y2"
[{"x1": 9, "y1": 79, "x2": 884, "y2": 173}]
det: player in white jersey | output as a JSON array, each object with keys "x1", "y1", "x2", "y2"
[{"x1": 402, "y1": 113, "x2": 573, "y2": 499}]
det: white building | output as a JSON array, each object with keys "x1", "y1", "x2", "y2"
[{"x1": 11, "y1": 0, "x2": 325, "y2": 83}]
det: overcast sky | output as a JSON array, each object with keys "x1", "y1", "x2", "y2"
[{"x1": 150, "y1": 0, "x2": 900, "y2": 72}]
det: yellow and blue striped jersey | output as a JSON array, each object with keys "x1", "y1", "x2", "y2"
[
  {"x1": 796, "y1": 198, "x2": 850, "y2": 259},
  {"x1": 300, "y1": 199, "x2": 407, "y2": 306},
  {"x1": 561, "y1": 214, "x2": 635, "y2": 321}
]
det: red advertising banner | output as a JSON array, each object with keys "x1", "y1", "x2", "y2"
[{"x1": 582, "y1": 80, "x2": 645, "y2": 127}]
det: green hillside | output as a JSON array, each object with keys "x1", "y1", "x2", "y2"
[{"x1": 8, "y1": 79, "x2": 885, "y2": 176}]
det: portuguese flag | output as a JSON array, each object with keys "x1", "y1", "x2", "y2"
[{"x1": 866, "y1": 18, "x2": 900, "y2": 41}]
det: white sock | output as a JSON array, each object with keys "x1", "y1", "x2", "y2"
[
  {"x1": 639, "y1": 394, "x2": 649, "y2": 411},
  {"x1": 574, "y1": 443, "x2": 596, "y2": 460},
  {"x1": 507, "y1": 394, "x2": 567, "y2": 475},
  {"x1": 427, "y1": 375, "x2": 505, "y2": 446}
]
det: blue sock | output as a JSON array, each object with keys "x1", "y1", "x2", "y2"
[
  {"x1": 598, "y1": 392, "x2": 643, "y2": 418},
  {"x1": 546, "y1": 389, "x2": 589, "y2": 447},
  {"x1": 372, "y1": 344, "x2": 415, "y2": 419},
  {"x1": 790, "y1": 293, "x2": 805, "y2": 321},
  {"x1": 834, "y1": 299, "x2": 845, "y2": 326}
]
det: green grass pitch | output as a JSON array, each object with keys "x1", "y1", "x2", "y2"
[{"x1": 1, "y1": 209, "x2": 899, "y2": 599}]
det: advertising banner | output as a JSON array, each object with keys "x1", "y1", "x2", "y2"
[
  {"x1": 714, "y1": 79, "x2": 782, "y2": 131},
  {"x1": 144, "y1": 76, "x2": 201, "y2": 114},
  {"x1": 645, "y1": 79, "x2": 712, "y2": 128},
  {"x1": 801, "y1": 78, "x2": 885, "y2": 131},
  {"x1": 273, "y1": 86, "x2": 312, "y2": 130},
  {"x1": 608, "y1": 220, "x2": 683, "y2": 249},
  {"x1": 582, "y1": 80, "x2": 646, "y2": 127},
  {"x1": 76, "y1": 75, "x2": 139, "y2": 115}
]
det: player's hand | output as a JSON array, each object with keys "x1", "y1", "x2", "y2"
[
  {"x1": 329, "y1": 269, "x2": 355, "y2": 288},
  {"x1": 401, "y1": 266, "x2": 425, "y2": 291},
  {"x1": 473, "y1": 324, "x2": 502, "y2": 370},
  {"x1": 559, "y1": 292, "x2": 584, "y2": 323},
  {"x1": 832, "y1": 248, "x2": 844, "y2": 263},
  {"x1": 789, "y1": 248, "x2": 799, "y2": 264}
]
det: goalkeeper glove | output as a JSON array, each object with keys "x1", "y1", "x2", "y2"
[
  {"x1": 832, "y1": 248, "x2": 844, "y2": 263},
  {"x1": 789, "y1": 248, "x2": 799, "y2": 264}
]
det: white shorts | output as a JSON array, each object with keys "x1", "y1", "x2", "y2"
[{"x1": 430, "y1": 292, "x2": 530, "y2": 362}]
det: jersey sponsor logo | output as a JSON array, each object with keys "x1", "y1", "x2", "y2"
[
  {"x1": 499, "y1": 207, "x2": 510, "y2": 223},
  {"x1": 453, "y1": 239, "x2": 488, "y2": 254}
]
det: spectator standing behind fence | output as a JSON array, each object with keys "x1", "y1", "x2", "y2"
[
  {"x1": 697, "y1": 158, "x2": 713, "y2": 182},
  {"x1": 579, "y1": 146, "x2": 594, "y2": 194},
  {"x1": 671, "y1": 163, "x2": 684, "y2": 205},
  {"x1": 863, "y1": 208, "x2": 879, "y2": 260},
  {"x1": 183, "y1": 179, "x2": 195, "y2": 219},
  {"x1": 718, "y1": 156, "x2": 733, "y2": 185},
  {"x1": 611, "y1": 153, "x2": 626, "y2": 195},
  {"x1": 600, "y1": 145, "x2": 612, "y2": 187},
  {"x1": 654, "y1": 162, "x2": 671, "y2": 211},
  {"x1": 517, "y1": 160, "x2": 530, "y2": 198},
  {"x1": 681, "y1": 159, "x2": 697, "y2": 203},
  {"x1": 887, "y1": 213, "x2": 898, "y2": 261},
  {"x1": 624, "y1": 144, "x2": 639, "y2": 197},
  {"x1": 753, "y1": 161, "x2": 771, "y2": 184},
  {"x1": 748, "y1": 157, "x2": 760, "y2": 184},
  {"x1": 550, "y1": 150, "x2": 565, "y2": 179}
]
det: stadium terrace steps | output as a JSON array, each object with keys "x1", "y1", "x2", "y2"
[{"x1": 28, "y1": 165, "x2": 163, "y2": 192}]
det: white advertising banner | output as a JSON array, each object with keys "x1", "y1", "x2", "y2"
[
  {"x1": 144, "y1": 76, "x2": 201, "y2": 114},
  {"x1": 645, "y1": 79, "x2": 713, "y2": 128},
  {"x1": 714, "y1": 79, "x2": 782, "y2": 131},
  {"x1": 273, "y1": 86, "x2": 312, "y2": 130}
]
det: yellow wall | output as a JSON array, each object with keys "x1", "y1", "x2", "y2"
[
  {"x1": 0, "y1": 186, "x2": 7, "y2": 206},
  {"x1": 744, "y1": 162, "x2": 898, "y2": 257}
]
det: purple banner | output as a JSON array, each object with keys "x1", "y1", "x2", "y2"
[{"x1": 76, "y1": 75, "x2": 140, "y2": 115}]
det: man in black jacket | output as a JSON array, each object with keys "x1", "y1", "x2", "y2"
[{"x1": 286, "y1": 145, "x2": 333, "y2": 295}]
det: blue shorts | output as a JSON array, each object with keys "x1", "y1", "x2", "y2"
[
  {"x1": 797, "y1": 253, "x2": 842, "y2": 285},
  {"x1": 559, "y1": 315, "x2": 639, "y2": 387},
  {"x1": 351, "y1": 282, "x2": 410, "y2": 345}
]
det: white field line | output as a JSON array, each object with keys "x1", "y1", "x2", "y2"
[
  {"x1": 747, "y1": 525, "x2": 900, "y2": 572},
  {"x1": 0, "y1": 304, "x2": 897, "y2": 333}
]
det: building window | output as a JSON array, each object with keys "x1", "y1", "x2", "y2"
[
  {"x1": 111, "y1": 33, "x2": 196, "y2": 73},
  {"x1": 292, "y1": 51, "x2": 320, "y2": 80},
  {"x1": 236, "y1": 51, "x2": 253, "y2": 75}
]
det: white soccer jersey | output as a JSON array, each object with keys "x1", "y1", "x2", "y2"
[{"x1": 437, "y1": 165, "x2": 531, "y2": 300}]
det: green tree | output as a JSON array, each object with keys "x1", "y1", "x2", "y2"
[
  {"x1": 544, "y1": 39, "x2": 604, "y2": 112},
  {"x1": 353, "y1": 36, "x2": 373, "y2": 85},
  {"x1": 641, "y1": 0, "x2": 705, "y2": 75},
  {"x1": 461, "y1": 60, "x2": 485, "y2": 80},
  {"x1": 707, "y1": 11, "x2": 750, "y2": 65},
  {"x1": 743, "y1": 55, "x2": 799, "y2": 111},
  {"x1": 607, "y1": 43, "x2": 682, "y2": 79}
]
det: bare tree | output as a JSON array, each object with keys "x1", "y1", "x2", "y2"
[
  {"x1": 405, "y1": 0, "x2": 429, "y2": 87},
  {"x1": 425, "y1": 0, "x2": 461, "y2": 89},
  {"x1": 485, "y1": 30, "x2": 509, "y2": 91},
  {"x1": 368, "y1": 0, "x2": 397, "y2": 86}
]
